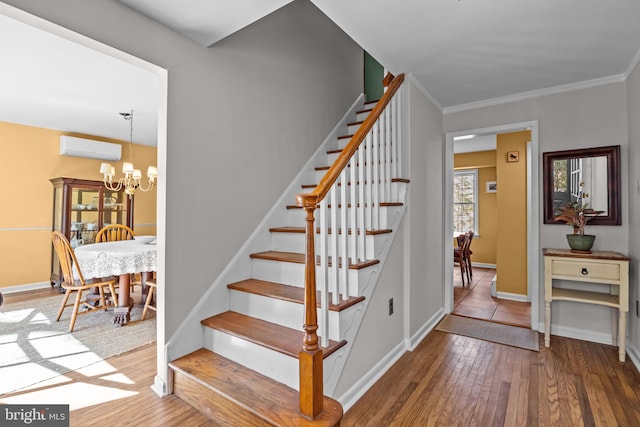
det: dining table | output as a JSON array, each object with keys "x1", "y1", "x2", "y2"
[{"x1": 74, "y1": 238, "x2": 157, "y2": 325}]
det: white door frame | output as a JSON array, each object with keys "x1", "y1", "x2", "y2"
[
  {"x1": 0, "y1": 2, "x2": 170, "y2": 387},
  {"x1": 443, "y1": 120, "x2": 540, "y2": 330}
]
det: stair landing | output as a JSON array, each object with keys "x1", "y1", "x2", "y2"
[{"x1": 170, "y1": 348, "x2": 342, "y2": 426}]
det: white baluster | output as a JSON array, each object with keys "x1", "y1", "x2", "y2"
[
  {"x1": 357, "y1": 145, "x2": 366, "y2": 261},
  {"x1": 372, "y1": 119, "x2": 380, "y2": 230},
  {"x1": 339, "y1": 169, "x2": 348, "y2": 301},
  {"x1": 330, "y1": 187, "x2": 338, "y2": 306},
  {"x1": 385, "y1": 104, "x2": 392, "y2": 200},
  {"x1": 318, "y1": 199, "x2": 328, "y2": 348}
]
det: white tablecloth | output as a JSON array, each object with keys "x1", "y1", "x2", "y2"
[{"x1": 74, "y1": 239, "x2": 157, "y2": 280}]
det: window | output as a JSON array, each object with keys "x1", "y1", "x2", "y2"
[{"x1": 453, "y1": 169, "x2": 478, "y2": 235}]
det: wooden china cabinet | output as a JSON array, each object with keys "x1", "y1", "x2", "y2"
[{"x1": 50, "y1": 177, "x2": 134, "y2": 287}]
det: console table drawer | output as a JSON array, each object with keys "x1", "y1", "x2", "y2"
[{"x1": 550, "y1": 260, "x2": 619, "y2": 281}]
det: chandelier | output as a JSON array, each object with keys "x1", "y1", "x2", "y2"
[{"x1": 100, "y1": 110, "x2": 157, "y2": 196}]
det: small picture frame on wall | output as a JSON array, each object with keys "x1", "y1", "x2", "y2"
[
  {"x1": 486, "y1": 181, "x2": 497, "y2": 193},
  {"x1": 507, "y1": 151, "x2": 520, "y2": 162}
]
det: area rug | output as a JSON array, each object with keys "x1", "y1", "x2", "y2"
[
  {"x1": 0, "y1": 290, "x2": 156, "y2": 396},
  {"x1": 436, "y1": 314, "x2": 539, "y2": 352}
]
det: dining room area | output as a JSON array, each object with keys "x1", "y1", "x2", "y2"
[{"x1": 0, "y1": 117, "x2": 160, "y2": 399}]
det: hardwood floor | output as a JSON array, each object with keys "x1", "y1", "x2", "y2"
[
  {"x1": 343, "y1": 331, "x2": 640, "y2": 426},
  {"x1": 4, "y1": 288, "x2": 640, "y2": 426},
  {"x1": 453, "y1": 267, "x2": 531, "y2": 328}
]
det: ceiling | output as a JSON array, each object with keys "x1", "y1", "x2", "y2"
[
  {"x1": 0, "y1": 12, "x2": 159, "y2": 146},
  {"x1": 2, "y1": 1, "x2": 640, "y2": 146}
]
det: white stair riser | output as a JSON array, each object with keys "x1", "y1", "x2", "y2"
[
  {"x1": 250, "y1": 258, "x2": 373, "y2": 297},
  {"x1": 356, "y1": 110, "x2": 371, "y2": 121},
  {"x1": 308, "y1": 178, "x2": 408, "y2": 204},
  {"x1": 203, "y1": 328, "x2": 342, "y2": 391},
  {"x1": 271, "y1": 231, "x2": 378, "y2": 257},
  {"x1": 204, "y1": 328, "x2": 299, "y2": 389},
  {"x1": 313, "y1": 205, "x2": 399, "y2": 230},
  {"x1": 229, "y1": 290, "x2": 342, "y2": 341},
  {"x1": 251, "y1": 258, "x2": 304, "y2": 287}
]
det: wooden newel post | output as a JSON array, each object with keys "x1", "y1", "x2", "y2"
[{"x1": 296, "y1": 193, "x2": 323, "y2": 419}]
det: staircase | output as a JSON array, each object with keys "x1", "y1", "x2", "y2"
[{"x1": 168, "y1": 74, "x2": 407, "y2": 426}]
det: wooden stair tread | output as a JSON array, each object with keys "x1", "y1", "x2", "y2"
[
  {"x1": 250, "y1": 250, "x2": 380, "y2": 269},
  {"x1": 286, "y1": 202, "x2": 404, "y2": 209},
  {"x1": 201, "y1": 311, "x2": 346, "y2": 358},
  {"x1": 269, "y1": 226, "x2": 392, "y2": 236},
  {"x1": 228, "y1": 278, "x2": 365, "y2": 312},
  {"x1": 170, "y1": 348, "x2": 343, "y2": 427},
  {"x1": 302, "y1": 177, "x2": 407, "y2": 188}
]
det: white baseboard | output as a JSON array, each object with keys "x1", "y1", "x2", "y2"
[
  {"x1": 337, "y1": 307, "x2": 445, "y2": 412},
  {"x1": 626, "y1": 342, "x2": 640, "y2": 371},
  {"x1": 537, "y1": 321, "x2": 614, "y2": 346},
  {"x1": 473, "y1": 262, "x2": 496, "y2": 269},
  {"x1": 151, "y1": 375, "x2": 168, "y2": 397},
  {"x1": 337, "y1": 340, "x2": 407, "y2": 413},
  {"x1": 2, "y1": 281, "x2": 51, "y2": 294},
  {"x1": 496, "y1": 291, "x2": 528, "y2": 302},
  {"x1": 408, "y1": 307, "x2": 445, "y2": 350}
]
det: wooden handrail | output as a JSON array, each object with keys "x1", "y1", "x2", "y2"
[
  {"x1": 295, "y1": 73, "x2": 405, "y2": 420},
  {"x1": 296, "y1": 73, "x2": 405, "y2": 209}
]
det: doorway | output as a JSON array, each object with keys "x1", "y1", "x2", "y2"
[
  {"x1": 444, "y1": 121, "x2": 540, "y2": 330},
  {"x1": 0, "y1": 3, "x2": 168, "y2": 389}
]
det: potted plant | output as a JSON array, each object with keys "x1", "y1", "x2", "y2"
[{"x1": 554, "y1": 200, "x2": 604, "y2": 253}]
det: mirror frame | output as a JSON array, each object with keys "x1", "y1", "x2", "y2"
[{"x1": 543, "y1": 145, "x2": 621, "y2": 226}]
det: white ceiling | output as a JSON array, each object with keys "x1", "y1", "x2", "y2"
[
  {"x1": 0, "y1": 12, "x2": 159, "y2": 146},
  {"x1": 2, "y1": 0, "x2": 640, "y2": 146}
]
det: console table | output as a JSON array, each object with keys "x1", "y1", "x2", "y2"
[{"x1": 543, "y1": 248, "x2": 629, "y2": 362}]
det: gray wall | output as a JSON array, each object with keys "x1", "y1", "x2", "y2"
[
  {"x1": 407, "y1": 80, "x2": 445, "y2": 335},
  {"x1": 627, "y1": 63, "x2": 640, "y2": 356},
  {"x1": 444, "y1": 82, "x2": 631, "y2": 339},
  {"x1": 4, "y1": 0, "x2": 364, "y2": 339}
]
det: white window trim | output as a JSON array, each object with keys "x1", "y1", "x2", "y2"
[{"x1": 453, "y1": 168, "x2": 479, "y2": 236}]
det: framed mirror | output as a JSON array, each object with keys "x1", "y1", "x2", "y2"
[{"x1": 543, "y1": 145, "x2": 621, "y2": 225}]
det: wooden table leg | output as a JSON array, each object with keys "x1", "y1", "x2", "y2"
[
  {"x1": 544, "y1": 301, "x2": 551, "y2": 348},
  {"x1": 619, "y1": 310, "x2": 627, "y2": 362},
  {"x1": 113, "y1": 273, "x2": 133, "y2": 326}
]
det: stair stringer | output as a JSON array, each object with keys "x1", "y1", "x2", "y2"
[
  {"x1": 164, "y1": 94, "x2": 366, "y2": 376},
  {"x1": 322, "y1": 200, "x2": 407, "y2": 396}
]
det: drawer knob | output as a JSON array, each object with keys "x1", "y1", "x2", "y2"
[{"x1": 581, "y1": 267, "x2": 589, "y2": 275}]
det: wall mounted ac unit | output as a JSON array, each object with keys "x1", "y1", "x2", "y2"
[{"x1": 59, "y1": 135, "x2": 122, "y2": 161}]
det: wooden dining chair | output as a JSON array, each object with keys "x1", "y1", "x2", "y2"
[
  {"x1": 453, "y1": 233, "x2": 469, "y2": 286},
  {"x1": 141, "y1": 279, "x2": 157, "y2": 321},
  {"x1": 52, "y1": 231, "x2": 118, "y2": 332},
  {"x1": 95, "y1": 224, "x2": 135, "y2": 243},
  {"x1": 95, "y1": 224, "x2": 140, "y2": 291},
  {"x1": 464, "y1": 230, "x2": 475, "y2": 284}
]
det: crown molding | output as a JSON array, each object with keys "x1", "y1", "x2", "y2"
[
  {"x1": 443, "y1": 74, "x2": 627, "y2": 115},
  {"x1": 624, "y1": 47, "x2": 640, "y2": 79}
]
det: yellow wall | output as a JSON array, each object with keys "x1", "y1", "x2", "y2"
[
  {"x1": 495, "y1": 130, "x2": 530, "y2": 296},
  {"x1": 0, "y1": 121, "x2": 157, "y2": 289},
  {"x1": 454, "y1": 151, "x2": 497, "y2": 265}
]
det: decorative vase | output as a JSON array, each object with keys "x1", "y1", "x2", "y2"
[{"x1": 566, "y1": 234, "x2": 596, "y2": 253}]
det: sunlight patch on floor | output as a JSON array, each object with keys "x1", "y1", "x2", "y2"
[
  {"x1": 0, "y1": 362, "x2": 71, "y2": 395},
  {"x1": 100, "y1": 373, "x2": 135, "y2": 385},
  {"x1": 52, "y1": 353, "x2": 117, "y2": 377},
  {"x1": 29, "y1": 333, "x2": 91, "y2": 359}
]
